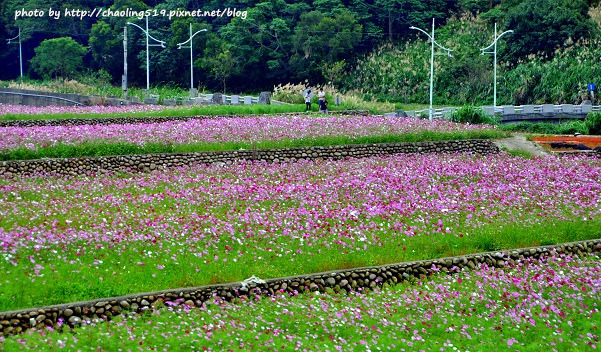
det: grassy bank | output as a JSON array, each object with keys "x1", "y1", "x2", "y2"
[{"x1": 0, "y1": 129, "x2": 507, "y2": 161}]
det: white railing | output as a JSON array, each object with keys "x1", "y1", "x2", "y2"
[
  {"x1": 406, "y1": 104, "x2": 601, "y2": 119},
  {"x1": 179, "y1": 93, "x2": 261, "y2": 106}
]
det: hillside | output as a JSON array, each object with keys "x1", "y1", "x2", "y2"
[{"x1": 0, "y1": 0, "x2": 600, "y2": 105}]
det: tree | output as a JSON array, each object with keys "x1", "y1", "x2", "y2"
[
  {"x1": 322, "y1": 60, "x2": 347, "y2": 88},
  {"x1": 502, "y1": 0, "x2": 595, "y2": 63},
  {"x1": 368, "y1": 0, "x2": 450, "y2": 41},
  {"x1": 89, "y1": 21, "x2": 123, "y2": 79},
  {"x1": 219, "y1": 0, "x2": 296, "y2": 90},
  {"x1": 30, "y1": 37, "x2": 87, "y2": 80},
  {"x1": 459, "y1": 0, "x2": 501, "y2": 15},
  {"x1": 199, "y1": 40, "x2": 239, "y2": 93},
  {"x1": 291, "y1": 10, "x2": 362, "y2": 81}
]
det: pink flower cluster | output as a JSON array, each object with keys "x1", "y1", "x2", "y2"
[
  {"x1": 0, "y1": 104, "x2": 178, "y2": 116},
  {"x1": 0, "y1": 115, "x2": 495, "y2": 152},
  {"x1": 1, "y1": 153, "x2": 599, "y2": 256}
]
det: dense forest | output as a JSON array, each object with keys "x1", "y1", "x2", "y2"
[{"x1": 1, "y1": 0, "x2": 601, "y2": 105}]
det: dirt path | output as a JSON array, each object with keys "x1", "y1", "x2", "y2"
[{"x1": 493, "y1": 133, "x2": 549, "y2": 157}]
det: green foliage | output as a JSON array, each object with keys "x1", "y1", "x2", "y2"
[
  {"x1": 500, "y1": 120, "x2": 590, "y2": 135},
  {"x1": 449, "y1": 105, "x2": 498, "y2": 125},
  {"x1": 218, "y1": 1, "x2": 294, "y2": 89},
  {"x1": 502, "y1": 0, "x2": 595, "y2": 63},
  {"x1": 347, "y1": 16, "x2": 500, "y2": 106},
  {"x1": 500, "y1": 40, "x2": 601, "y2": 105},
  {"x1": 291, "y1": 10, "x2": 362, "y2": 80},
  {"x1": 347, "y1": 13, "x2": 601, "y2": 106},
  {"x1": 30, "y1": 37, "x2": 87, "y2": 80},
  {"x1": 199, "y1": 40, "x2": 239, "y2": 93},
  {"x1": 371, "y1": 0, "x2": 450, "y2": 41},
  {"x1": 459, "y1": 0, "x2": 500, "y2": 15},
  {"x1": 503, "y1": 147, "x2": 535, "y2": 159},
  {"x1": 77, "y1": 69, "x2": 114, "y2": 96},
  {"x1": 3, "y1": 0, "x2": 601, "y2": 98},
  {"x1": 585, "y1": 112, "x2": 601, "y2": 134},
  {"x1": 89, "y1": 21, "x2": 123, "y2": 78},
  {"x1": 322, "y1": 60, "x2": 347, "y2": 88}
]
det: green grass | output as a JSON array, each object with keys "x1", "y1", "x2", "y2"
[
  {"x1": 502, "y1": 147, "x2": 535, "y2": 159},
  {"x1": 0, "y1": 214, "x2": 598, "y2": 312},
  {"x1": 0, "y1": 129, "x2": 508, "y2": 161},
  {"x1": 500, "y1": 120, "x2": 588, "y2": 135}
]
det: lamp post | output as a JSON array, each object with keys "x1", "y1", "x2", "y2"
[
  {"x1": 7, "y1": 27, "x2": 23, "y2": 79},
  {"x1": 409, "y1": 18, "x2": 452, "y2": 121},
  {"x1": 123, "y1": 25, "x2": 128, "y2": 100},
  {"x1": 480, "y1": 22, "x2": 513, "y2": 107},
  {"x1": 176, "y1": 24, "x2": 208, "y2": 91},
  {"x1": 127, "y1": 16, "x2": 166, "y2": 91}
]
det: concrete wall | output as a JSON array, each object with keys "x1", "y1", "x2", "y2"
[{"x1": 0, "y1": 88, "x2": 133, "y2": 107}]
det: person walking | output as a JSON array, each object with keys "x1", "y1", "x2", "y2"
[
  {"x1": 318, "y1": 88, "x2": 325, "y2": 103},
  {"x1": 305, "y1": 90, "x2": 312, "y2": 111}
]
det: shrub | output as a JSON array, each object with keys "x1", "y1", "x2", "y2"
[
  {"x1": 501, "y1": 120, "x2": 589, "y2": 135},
  {"x1": 450, "y1": 105, "x2": 498, "y2": 125},
  {"x1": 585, "y1": 112, "x2": 601, "y2": 135},
  {"x1": 557, "y1": 120, "x2": 587, "y2": 135}
]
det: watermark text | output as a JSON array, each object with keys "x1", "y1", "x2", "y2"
[{"x1": 14, "y1": 7, "x2": 247, "y2": 21}]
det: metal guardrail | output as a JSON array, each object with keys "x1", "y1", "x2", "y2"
[
  {"x1": 175, "y1": 93, "x2": 261, "y2": 106},
  {"x1": 406, "y1": 104, "x2": 601, "y2": 119}
]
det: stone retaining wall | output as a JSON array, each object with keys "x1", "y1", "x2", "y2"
[
  {"x1": 2, "y1": 239, "x2": 600, "y2": 336},
  {"x1": 0, "y1": 139, "x2": 500, "y2": 177}
]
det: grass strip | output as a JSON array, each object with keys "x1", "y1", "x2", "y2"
[
  {"x1": 0, "y1": 130, "x2": 507, "y2": 161},
  {"x1": 1, "y1": 217, "x2": 599, "y2": 312}
]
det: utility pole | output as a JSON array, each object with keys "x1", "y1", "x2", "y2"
[
  {"x1": 123, "y1": 25, "x2": 128, "y2": 100},
  {"x1": 176, "y1": 23, "x2": 208, "y2": 91},
  {"x1": 127, "y1": 16, "x2": 166, "y2": 91},
  {"x1": 7, "y1": 27, "x2": 23, "y2": 79},
  {"x1": 480, "y1": 22, "x2": 513, "y2": 107},
  {"x1": 409, "y1": 19, "x2": 453, "y2": 121}
]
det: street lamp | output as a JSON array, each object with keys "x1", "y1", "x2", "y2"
[
  {"x1": 410, "y1": 18, "x2": 452, "y2": 121},
  {"x1": 480, "y1": 22, "x2": 513, "y2": 107},
  {"x1": 176, "y1": 24, "x2": 208, "y2": 91},
  {"x1": 7, "y1": 27, "x2": 23, "y2": 79},
  {"x1": 127, "y1": 16, "x2": 166, "y2": 91}
]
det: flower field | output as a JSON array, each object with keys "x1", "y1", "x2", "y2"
[
  {"x1": 1, "y1": 253, "x2": 600, "y2": 351},
  {"x1": 0, "y1": 115, "x2": 496, "y2": 152},
  {"x1": 0, "y1": 104, "x2": 172, "y2": 117},
  {"x1": 0, "y1": 103, "x2": 316, "y2": 121},
  {"x1": 1, "y1": 152, "x2": 600, "y2": 313},
  {"x1": 1, "y1": 110, "x2": 601, "y2": 349}
]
